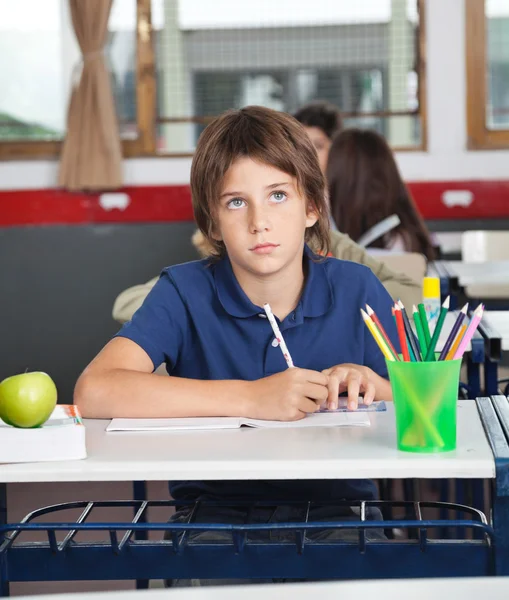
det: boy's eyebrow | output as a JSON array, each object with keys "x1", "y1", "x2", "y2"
[{"x1": 266, "y1": 181, "x2": 292, "y2": 190}]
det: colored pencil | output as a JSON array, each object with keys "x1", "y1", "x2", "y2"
[
  {"x1": 424, "y1": 296, "x2": 450, "y2": 361},
  {"x1": 361, "y1": 309, "x2": 396, "y2": 361},
  {"x1": 366, "y1": 304, "x2": 399, "y2": 360},
  {"x1": 417, "y1": 303, "x2": 432, "y2": 350},
  {"x1": 397, "y1": 300, "x2": 422, "y2": 361},
  {"x1": 453, "y1": 304, "x2": 484, "y2": 360},
  {"x1": 263, "y1": 303, "x2": 294, "y2": 368},
  {"x1": 394, "y1": 305, "x2": 411, "y2": 362},
  {"x1": 412, "y1": 304, "x2": 428, "y2": 357},
  {"x1": 438, "y1": 303, "x2": 468, "y2": 361},
  {"x1": 446, "y1": 323, "x2": 467, "y2": 360}
]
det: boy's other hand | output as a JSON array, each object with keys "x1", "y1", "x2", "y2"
[
  {"x1": 321, "y1": 364, "x2": 376, "y2": 411},
  {"x1": 245, "y1": 368, "x2": 329, "y2": 421}
]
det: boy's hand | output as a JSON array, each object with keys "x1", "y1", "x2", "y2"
[
  {"x1": 321, "y1": 364, "x2": 376, "y2": 411},
  {"x1": 245, "y1": 368, "x2": 329, "y2": 421}
]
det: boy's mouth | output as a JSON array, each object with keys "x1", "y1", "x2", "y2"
[{"x1": 250, "y1": 243, "x2": 280, "y2": 255}]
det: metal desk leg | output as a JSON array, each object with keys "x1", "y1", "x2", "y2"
[
  {"x1": 0, "y1": 483, "x2": 9, "y2": 596},
  {"x1": 133, "y1": 481, "x2": 149, "y2": 589},
  {"x1": 467, "y1": 359, "x2": 481, "y2": 399},
  {"x1": 484, "y1": 359, "x2": 499, "y2": 396}
]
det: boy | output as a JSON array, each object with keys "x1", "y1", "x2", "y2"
[{"x1": 75, "y1": 106, "x2": 398, "y2": 583}]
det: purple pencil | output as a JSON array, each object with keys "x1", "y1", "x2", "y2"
[{"x1": 438, "y1": 303, "x2": 469, "y2": 361}]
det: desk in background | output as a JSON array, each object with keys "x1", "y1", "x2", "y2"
[{"x1": 0, "y1": 399, "x2": 508, "y2": 591}]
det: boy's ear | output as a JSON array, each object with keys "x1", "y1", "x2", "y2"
[{"x1": 305, "y1": 204, "x2": 319, "y2": 228}]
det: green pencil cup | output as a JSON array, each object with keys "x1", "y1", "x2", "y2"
[{"x1": 386, "y1": 357, "x2": 461, "y2": 453}]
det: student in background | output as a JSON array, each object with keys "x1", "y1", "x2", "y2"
[
  {"x1": 76, "y1": 106, "x2": 397, "y2": 585},
  {"x1": 327, "y1": 128, "x2": 436, "y2": 261},
  {"x1": 293, "y1": 100, "x2": 342, "y2": 175}
]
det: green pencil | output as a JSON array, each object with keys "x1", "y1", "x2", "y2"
[
  {"x1": 417, "y1": 302, "x2": 432, "y2": 350},
  {"x1": 412, "y1": 304, "x2": 427, "y2": 359},
  {"x1": 424, "y1": 296, "x2": 450, "y2": 361}
]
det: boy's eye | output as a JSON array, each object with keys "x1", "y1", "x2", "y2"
[
  {"x1": 227, "y1": 198, "x2": 246, "y2": 209},
  {"x1": 271, "y1": 191, "x2": 287, "y2": 203}
]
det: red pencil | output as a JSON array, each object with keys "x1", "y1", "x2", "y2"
[
  {"x1": 394, "y1": 304, "x2": 410, "y2": 362},
  {"x1": 366, "y1": 304, "x2": 399, "y2": 360}
]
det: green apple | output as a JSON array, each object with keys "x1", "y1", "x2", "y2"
[{"x1": 0, "y1": 372, "x2": 57, "y2": 428}]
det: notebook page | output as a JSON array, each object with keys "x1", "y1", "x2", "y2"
[{"x1": 107, "y1": 417, "x2": 242, "y2": 432}]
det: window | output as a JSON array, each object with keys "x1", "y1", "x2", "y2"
[
  {"x1": 154, "y1": 0, "x2": 426, "y2": 153},
  {"x1": 0, "y1": 0, "x2": 426, "y2": 159},
  {"x1": 0, "y1": 0, "x2": 153, "y2": 159},
  {"x1": 466, "y1": 0, "x2": 509, "y2": 149}
]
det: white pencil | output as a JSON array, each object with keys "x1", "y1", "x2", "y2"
[{"x1": 263, "y1": 303, "x2": 294, "y2": 368}]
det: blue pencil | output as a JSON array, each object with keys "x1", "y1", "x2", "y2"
[{"x1": 438, "y1": 303, "x2": 468, "y2": 361}]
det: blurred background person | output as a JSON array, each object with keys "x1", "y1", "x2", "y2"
[{"x1": 327, "y1": 128, "x2": 436, "y2": 260}]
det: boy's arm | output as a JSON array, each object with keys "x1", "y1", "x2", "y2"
[
  {"x1": 112, "y1": 277, "x2": 159, "y2": 324},
  {"x1": 74, "y1": 338, "x2": 328, "y2": 421}
]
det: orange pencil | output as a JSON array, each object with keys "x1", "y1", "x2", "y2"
[
  {"x1": 445, "y1": 323, "x2": 467, "y2": 360},
  {"x1": 394, "y1": 304, "x2": 410, "y2": 362},
  {"x1": 366, "y1": 304, "x2": 399, "y2": 360}
]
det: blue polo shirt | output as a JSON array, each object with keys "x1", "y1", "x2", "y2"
[{"x1": 117, "y1": 245, "x2": 399, "y2": 502}]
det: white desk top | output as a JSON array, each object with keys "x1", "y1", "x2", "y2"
[
  {"x1": 444, "y1": 260, "x2": 509, "y2": 286},
  {"x1": 20, "y1": 577, "x2": 509, "y2": 600},
  {"x1": 0, "y1": 402, "x2": 494, "y2": 483},
  {"x1": 483, "y1": 311, "x2": 509, "y2": 350}
]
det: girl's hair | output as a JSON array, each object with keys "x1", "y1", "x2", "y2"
[
  {"x1": 191, "y1": 106, "x2": 330, "y2": 258},
  {"x1": 293, "y1": 101, "x2": 343, "y2": 140},
  {"x1": 327, "y1": 128, "x2": 436, "y2": 260}
]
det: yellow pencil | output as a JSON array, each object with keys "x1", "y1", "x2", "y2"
[
  {"x1": 445, "y1": 323, "x2": 467, "y2": 360},
  {"x1": 361, "y1": 309, "x2": 396, "y2": 361}
]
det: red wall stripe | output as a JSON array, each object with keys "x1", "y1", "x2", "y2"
[{"x1": 0, "y1": 181, "x2": 508, "y2": 226}]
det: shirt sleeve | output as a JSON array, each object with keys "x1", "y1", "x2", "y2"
[
  {"x1": 114, "y1": 271, "x2": 187, "y2": 371},
  {"x1": 363, "y1": 271, "x2": 401, "y2": 379}
]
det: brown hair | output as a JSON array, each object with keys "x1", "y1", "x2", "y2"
[
  {"x1": 191, "y1": 106, "x2": 330, "y2": 258},
  {"x1": 327, "y1": 128, "x2": 436, "y2": 261},
  {"x1": 293, "y1": 100, "x2": 343, "y2": 140}
]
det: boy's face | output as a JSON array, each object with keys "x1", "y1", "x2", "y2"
[{"x1": 213, "y1": 157, "x2": 318, "y2": 278}]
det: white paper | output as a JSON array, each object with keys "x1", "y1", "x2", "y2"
[{"x1": 107, "y1": 411, "x2": 369, "y2": 432}]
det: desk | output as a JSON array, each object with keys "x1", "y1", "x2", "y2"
[
  {"x1": 20, "y1": 577, "x2": 509, "y2": 600},
  {"x1": 0, "y1": 400, "x2": 508, "y2": 589}
]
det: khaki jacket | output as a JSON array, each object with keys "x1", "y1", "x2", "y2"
[{"x1": 112, "y1": 230, "x2": 422, "y2": 324}]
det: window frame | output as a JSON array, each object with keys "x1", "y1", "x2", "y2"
[
  {"x1": 0, "y1": 0, "x2": 427, "y2": 160},
  {"x1": 466, "y1": 0, "x2": 509, "y2": 150}
]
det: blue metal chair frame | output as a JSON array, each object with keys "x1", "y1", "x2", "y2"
[{"x1": 0, "y1": 499, "x2": 497, "y2": 590}]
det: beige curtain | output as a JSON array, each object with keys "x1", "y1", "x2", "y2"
[{"x1": 58, "y1": 0, "x2": 123, "y2": 191}]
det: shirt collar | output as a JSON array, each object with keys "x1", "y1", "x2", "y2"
[{"x1": 214, "y1": 245, "x2": 334, "y2": 319}]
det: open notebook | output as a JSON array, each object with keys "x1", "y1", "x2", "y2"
[{"x1": 107, "y1": 410, "x2": 371, "y2": 432}]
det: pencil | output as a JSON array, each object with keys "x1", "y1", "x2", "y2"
[
  {"x1": 397, "y1": 300, "x2": 422, "y2": 361},
  {"x1": 394, "y1": 305, "x2": 411, "y2": 362},
  {"x1": 361, "y1": 309, "x2": 396, "y2": 361},
  {"x1": 263, "y1": 303, "x2": 294, "y2": 368},
  {"x1": 453, "y1": 304, "x2": 484, "y2": 360},
  {"x1": 438, "y1": 303, "x2": 468, "y2": 361},
  {"x1": 365, "y1": 304, "x2": 399, "y2": 360},
  {"x1": 424, "y1": 296, "x2": 450, "y2": 361},
  {"x1": 412, "y1": 305, "x2": 428, "y2": 357},
  {"x1": 446, "y1": 323, "x2": 467, "y2": 360},
  {"x1": 417, "y1": 303, "x2": 432, "y2": 350}
]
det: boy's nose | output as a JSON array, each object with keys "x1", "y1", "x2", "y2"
[{"x1": 249, "y1": 206, "x2": 271, "y2": 233}]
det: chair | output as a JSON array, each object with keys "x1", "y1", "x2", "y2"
[{"x1": 376, "y1": 252, "x2": 427, "y2": 286}]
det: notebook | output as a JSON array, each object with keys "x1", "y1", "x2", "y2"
[
  {"x1": 107, "y1": 409, "x2": 371, "y2": 432},
  {"x1": 0, "y1": 405, "x2": 87, "y2": 463}
]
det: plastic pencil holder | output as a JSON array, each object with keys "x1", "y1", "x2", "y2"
[{"x1": 386, "y1": 356, "x2": 461, "y2": 453}]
